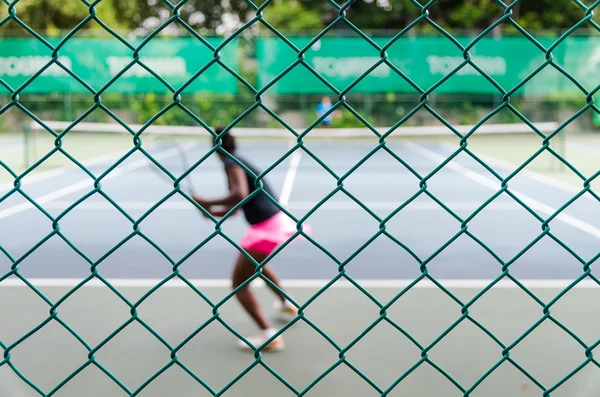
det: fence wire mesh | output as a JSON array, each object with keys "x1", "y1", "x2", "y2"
[{"x1": 1, "y1": 0, "x2": 600, "y2": 396}]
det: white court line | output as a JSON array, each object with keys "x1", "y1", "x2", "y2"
[
  {"x1": 440, "y1": 142, "x2": 595, "y2": 200},
  {"x1": 0, "y1": 143, "x2": 198, "y2": 220},
  {"x1": 39, "y1": 200, "x2": 522, "y2": 211},
  {"x1": 569, "y1": 142, "x2": 600, "y2": 153},
  {"x1": 279, "y1": 150, "x2": 302, "y2": 206},
  {"x1": 0, "y1": 149, "x2": 134, "y2": 194},
  {"x1": 406, "y1": 143, "x2": 600, "y2": 240},
  {"x1": 0, "y1": 278, "x2": 598, "y2": 289}
]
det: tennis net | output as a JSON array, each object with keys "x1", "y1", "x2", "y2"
[
  {"x1": 20, "y1": 120, "x2": 565, "y2": 175},
  {"x1": 28, "y1": 120, "x2": 559, "y2": 138}
]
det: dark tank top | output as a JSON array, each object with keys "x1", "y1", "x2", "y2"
[{"x1": 224, "y1": 154, "x2": 280, "y2": 225}]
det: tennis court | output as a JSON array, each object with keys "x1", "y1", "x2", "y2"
[{"x1": 1, "y1": 123, "x2": 599, "y2": 396}]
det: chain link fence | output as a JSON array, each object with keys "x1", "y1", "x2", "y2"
[{"x1": 1, "y1": 0, "x2": 600, "y2": 396}]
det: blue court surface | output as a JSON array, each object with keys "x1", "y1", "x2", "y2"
[
  {"x1": 1, "y1": 139, "x2": 598, "y2": 281},
  {"x1": 1, "y1": 137, "x2": 599, "y2": 396}
]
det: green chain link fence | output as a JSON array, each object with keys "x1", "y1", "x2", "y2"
[{"x1": 1, "y1": 0, "x2": 600, "y2": 395}]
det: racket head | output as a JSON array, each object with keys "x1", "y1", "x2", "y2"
[{"x1": 145, "y1": 133, "x2": 199, "y2": 196}]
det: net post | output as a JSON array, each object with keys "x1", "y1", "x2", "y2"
[
  {"x1": 559, "y1": 125, "x2": 567, "y2": 173},
  {"x1": 557, "y1": 98, "x2": 566, "y2": 173},
  {"x1": 23, "y1": 122, "x2": 30, "y2": 169}
]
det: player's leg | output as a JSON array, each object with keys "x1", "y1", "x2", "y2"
[
  {"x1": 232, "y1": 250, "x2": 271, "y2": 330},
  {"x1": 234, "y1": 250, "x2": 296, "y2": 316},
  {"x1": 232, "y1": 250, "x2": 285, "y2": 351},
  {"x1": 259, "y1": 260, "x2": 299, "y2": 319},
  {"x1": 260, "y1": 262, "x2": 286, "y2": 303}
]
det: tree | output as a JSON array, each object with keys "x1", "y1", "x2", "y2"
[
  {"x1": 0, "y1": 0, "x2": 252, "y2": 36},
  {"x1": 259, "y1": 0, "x2": 325, "y2": 33},
  {"x1": 0, "y1": 0, "x2": 139, "y2": 35},
  {"x1": 2, "y1": 0, "x2": 598, "y2": 37}
]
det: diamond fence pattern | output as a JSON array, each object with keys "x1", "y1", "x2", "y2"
[{"x1": 1, "y1": 0, "x2": 600, "y2": 395}]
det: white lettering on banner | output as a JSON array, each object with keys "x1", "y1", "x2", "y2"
[
  {"x1": 312, "y1": 56, "x2": 391, "y2": 79},
  {"x1": 0, "y1": 56, "x2": 72, "y2": 77},
  {"x1": 579, "y1": 47, "x2": 600, "y2": 83},
  {"x1": 107, "y1": 56, "x2": 188, "y2": 78},
  {"x1": 426, "y1": 55, "x2": 507, "y2": 76}
]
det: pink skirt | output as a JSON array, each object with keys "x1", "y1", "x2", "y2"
[{"x1": 240, "y1": 212, "x2": 312, "y2": 255}]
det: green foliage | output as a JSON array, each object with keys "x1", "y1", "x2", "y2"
[
  {"x1": 261, "y1": 0, "x2": 324, "y2": 33},
  {"x1": 132, "y1": 93, "x2": 165, "y2": 125},
  {"x1": 328, "y1": 109, "x2": 377, "y2": 128},
  {"x1": 456, "y1": 101, "x2": 479, "y2": 125},
  {"x1": 514, "y1": 1, "x2": 591, "y2": 31},
  {"x1": 131, "y1": 93, "x2": 254, "y2": 128},
  {"x1": 3, "y1": 0, "x2": 600, "y2": 37},
  {"x1": 0, "y1": 0, "x2": 252, "y2": 35},
  {"x1": 448, "y1": 0, "x2": 499, "y2": 29},
  {"x1": 189, "y1": 93, "x2": 253, "y2": 127},
  {"x1": 496, "y1": 107, "x2": 521, "y2": 124},
  {"x1": 0, "y1": 0, "x2": 137, "y2": 34}
]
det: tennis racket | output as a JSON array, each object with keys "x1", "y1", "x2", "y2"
[{"x1": 146, "y1": 135, "x2": 198, "y2": 196}]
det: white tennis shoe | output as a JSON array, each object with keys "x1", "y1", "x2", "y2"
[{"x1": 237, "y1": 329, "x2": 285, "y2": 352}]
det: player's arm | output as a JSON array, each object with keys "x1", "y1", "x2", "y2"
[
  {"x1": 207, "y1": 208, "x2": 235, "y2": 218},
  {"x1": 193, "y1": 165, "x2": 249, "y2": 214}
]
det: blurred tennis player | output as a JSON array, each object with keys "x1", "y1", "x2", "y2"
[{"x1": 193, "y1": 127, "x2": 310, "y2": 352}]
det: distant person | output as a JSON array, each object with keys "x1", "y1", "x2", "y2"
[
  {"x1": 193, "y1": 127, "x2": 311, "y2": 352},
  {"x1": 316, "y1": 96, "x2": 334, "y2": 126}
]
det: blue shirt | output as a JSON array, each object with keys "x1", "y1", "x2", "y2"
[{"x1": 316, "y1": 101, "x2": 333, "y2": 124}]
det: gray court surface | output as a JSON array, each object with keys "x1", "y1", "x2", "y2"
[{"x1": 1, "y1": 139, "x2": 599, "y2": 396}]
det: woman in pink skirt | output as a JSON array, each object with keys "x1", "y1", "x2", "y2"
[{"x1": 193, "y1": 127, "x2": 309, "y2": 352}]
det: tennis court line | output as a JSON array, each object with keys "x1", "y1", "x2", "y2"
[
  {"x1": 406, "y1": 143, "x2": 600, "y2": 240},
  {"x1": 279, "y1": 150, "x2": 302, "y2": 206},
  {"x1": 0, "y1": 141, "x2": 24, "y2": 151},
  {"x1": 39, "y1": 200, "x2": 523, "y2": 211},
  {"x1": 439, "y1": 142, "x2": 594, "y2": 200},
  {"x1": 0, "y1": 278, "x2": 598, "y2": 289},
  {"x1": 569, "y1": 142, "x2": 600, "y2": 153},
  {"x1": 0, "y1": 143, "x2": 198, "y2": 220},
  {"x1": 0, "y1": 149, "x2": 133, "y2": 194}
]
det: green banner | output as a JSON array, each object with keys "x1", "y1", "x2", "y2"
[
  {"x1": 256, "y1": 36, "x2": 600, "y2": 95},
  {"x1": 0, "y1": 38, "x2": 238, "y2": 94}
]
